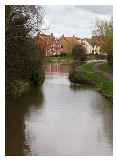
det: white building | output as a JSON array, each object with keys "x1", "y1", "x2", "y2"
[
  {"x1": 81, "y1": 39, "x2": 101, "y2": 55},
  {"x1": 93, "y1": 45, "x2": 101, "y2": 55}
]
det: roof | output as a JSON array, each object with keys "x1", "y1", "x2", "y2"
[{"x1": 59, "y1": 36, "x2": 80, "y2": 53}]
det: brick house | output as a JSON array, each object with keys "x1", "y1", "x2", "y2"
[
  {"x1": 59, "y1": 35, "x2": 80, "y2": 54},
  {"x1": 35, "y1": 33, "x2": 63, "y2": 56}
]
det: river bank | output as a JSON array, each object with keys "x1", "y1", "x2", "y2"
[{"x1": 69, "y1": 62, "x2": 113, "y2": 100}]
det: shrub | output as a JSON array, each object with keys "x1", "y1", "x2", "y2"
[
  {"x1": 69, "y1": 70, "x2": 95, "y2": 85},
  {"x1": 72, "y1": 44, "x2": 87, "y2": 64}
]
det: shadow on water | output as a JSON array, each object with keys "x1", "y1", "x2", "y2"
[
  {"x1": 5, "y1": 87, "x2": 44, "y2": 156},
  {"x1": 70, "y1": 83, "x2": 95, "y2": 92}
]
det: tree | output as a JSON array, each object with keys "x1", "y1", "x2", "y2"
[
  {"x1": 93, "y1": 19, "x2": 113, "y2": 64},
  {"x1": 6, "y1": 6, "x2": 45, "y2": 33},
  {"x1": 5, "y1": 6, "x2": 45, "y2": 96},
  {"x1": 72, "y1": 44, "x2": 87, "y2": 64}
]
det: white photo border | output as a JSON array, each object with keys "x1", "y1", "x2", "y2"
[{"x1": 0, "y1": 0, "x2": 115, "y2": 160}]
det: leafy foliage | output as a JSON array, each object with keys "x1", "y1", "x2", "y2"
[
  {"x1": 72, "y1": 44, "x2": 87, "y2": 64},
  {"x1": 6, "y1": 6, "x2": 45, "y2": 96},
  {"x1": 6, "y1": 5, "x2": 45, "y2": 33},
  {"x1": 93, "y1": 19, "x2": 113, "y2": 64}
]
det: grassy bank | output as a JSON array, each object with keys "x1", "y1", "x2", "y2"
[
  {"x1": 69, "y1": 62, "x2": 113, "y2": 99},
  {"x1": 43, "y1": 54, "x2": 72, "y2": 64}
]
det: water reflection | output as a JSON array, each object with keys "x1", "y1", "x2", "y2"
[
  {"x1": 69, "y1": 73, "x2": 113, "y2": 147},
  {"x1": 43, "y1": 63, "x2": 71, "y2": 73},
  {"x1": 5, "y1": 88, "x2": 44, "y2": 155},
  {"x1": 71, "y1": 85, "x2": 113, "y2": 148}
]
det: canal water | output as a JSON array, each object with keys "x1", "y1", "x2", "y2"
[{"x1": 6, "y1": 63, "x2": 113, "y2": 156}]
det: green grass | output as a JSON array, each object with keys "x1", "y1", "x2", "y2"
[
  {"x1": 79, "y1": 62, "x2": 95, "y2": 72},
  {"x1": 43, "y1": 54, "x2": 72, "y2": 64},
  {"x1": 99, "y1": 62, "x2": 112, "y2": 73},
  {"x1": 69, "y1": 62, "x2": 113, "y2": 99}
]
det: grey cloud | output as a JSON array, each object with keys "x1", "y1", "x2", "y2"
[
  {"x1": 73, "y1": 5, "x2": 113, "y2": 16},
  {"x1": 42, "y1": 5, "x2": 112, "y2": 38}
]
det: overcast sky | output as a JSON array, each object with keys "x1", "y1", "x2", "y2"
[{"x1": 42, "y1": 5, "x2": 112, "y2": 38}]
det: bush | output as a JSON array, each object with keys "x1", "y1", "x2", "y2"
[
  {"x1": 30, "y1": 70, "x2": 44, "y2": 86},
  {"x1": 60, "y1": 53, "x2": 67, "y2": 57},
  {"x1": 69, "y1": 70, "x2": 95, "y2": 85},
  {"x1": 72, "y1": 44, "x2": 87, "y2": 64}
]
